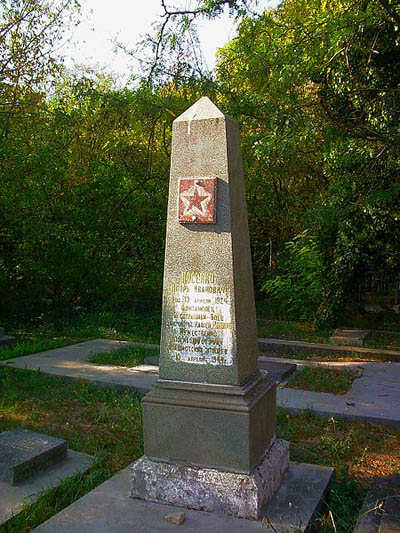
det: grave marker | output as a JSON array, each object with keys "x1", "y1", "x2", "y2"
[{"x1": 131, "y1": 97, "x2": 289, "y2": 519}]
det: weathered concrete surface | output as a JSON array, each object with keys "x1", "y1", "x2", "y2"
[
  {"x1": 257, "y1": 359, "x2": 297, "y2": 382},
  {"x1": 330, "y1": 328, "x2": 371, "y2": 347},
  {"x1": 258, "y1": 338, "x2": 400, "y2": 358},
  {"x1": 0, "y1": 450, "x2": 92, "y2": 525},
  {"x1": 0, "y1": 429, "x2": 67, "y2": 484},
  {"x1": 354, "y1": 475, "x2": 400, "y2": 533},
  {"x1": 131, "y1": 440, "x2": 289, "y2": 520},
  {"x1": 0, "y1": 339, "x2": 158, "y2": 395},
  {"x1": 34, "y1": 461, "x2": 333, "y2": 532}
]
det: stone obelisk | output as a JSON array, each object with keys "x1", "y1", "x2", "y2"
[{"x1": 131, "y1": 97, "x2": 289, "y2": 519}]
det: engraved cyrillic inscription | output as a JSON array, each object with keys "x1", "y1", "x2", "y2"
[{"x1": 166, "y1": 271, "x2": 232, "y2": 366}]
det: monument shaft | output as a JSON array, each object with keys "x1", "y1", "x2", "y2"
[{"x1": 159, "y1": 100, "x2": 258, "y2": 386}]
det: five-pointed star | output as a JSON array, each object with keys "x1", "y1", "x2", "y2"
[{"x1": 181, "y1": 185, "x2": 211, "y2": 217}]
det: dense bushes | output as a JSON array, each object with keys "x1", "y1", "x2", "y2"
[{"x1": 1, "y1": 0, "x2": 399, "y2": 326}]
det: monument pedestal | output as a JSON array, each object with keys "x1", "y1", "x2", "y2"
[
  {"x1": 142, "y1": 371, "x2": 276, "y2": 474},
  {"x1": 131, "y1": 439, "x2": 289, "y2": 520}
]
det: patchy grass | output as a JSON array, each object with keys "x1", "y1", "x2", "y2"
[
  {"x1": 277, "y1": 409, "x2": 400, "y2": 483},
  {"x1": 87, "y1": 345, "x2": 158, "y2": 367},
  {"x1": 365, "y1": 330, "x2": 400, "y2": 351},
  {"x1": 257, "y1": 318, "x2": 332, "y2": 343},
  {"x1": 263, "y1": 349, "x2": 398, "y2": 363},
  {"x1": 0, "y1": 366, "x2": 143, "y2": 532},
  {"x1": 258, "y1": 317, "x2": 400, "y2": 352},
  {"x1": 287, "y1": 367, "x2": 359, "y2": 394},
  {"x1": 0, "y1": 339, "x2": 75, "y2": 361}
]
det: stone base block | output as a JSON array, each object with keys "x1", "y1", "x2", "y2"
[
  {"x1": 130, "y1": 438, "x2": 289, "y2": 520},
  {"x1": 142, "y1": 372, "x2": 276, "y2": 474}
]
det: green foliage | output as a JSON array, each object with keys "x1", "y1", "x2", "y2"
[
  {"x1": 216, "y1": 0, "x2": 400, "y2": 324},
  {"x1": 263, "y1": 231, "x2": 324, "y2": 320},
  {"x1": 1, "y1": 0, "x2": 399, "y2": 327}
]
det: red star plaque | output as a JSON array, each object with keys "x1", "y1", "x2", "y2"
[{"x1": 178, "y1": 177, "x2": 217, "y2": 224}]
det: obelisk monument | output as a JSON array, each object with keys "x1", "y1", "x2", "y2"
[{"x1": 131, "y1": 97, "x2": 289, "y2": 519}]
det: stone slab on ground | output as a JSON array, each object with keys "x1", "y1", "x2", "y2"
[
  {"x1": 0, "y1": 335, "x2": 16, "y2": 347},
  {"x1": 258, "y1": 338, "x2": 400, "y2": 358},
  {"x1": 0, "y1": 429, "x2": 67, "y2": 484},
  {"x1": 34, "y1": 461, "x2": 334, "y2": 533},
  {"x1": 0, "y1": 449, "x2": 92, "y2": 525},
  {"x1": 330, "y1": 329, "x2": 371, "y2": 347},
  {"x1": 354, "y1": 475, "x2": 400, "y2": 533}
]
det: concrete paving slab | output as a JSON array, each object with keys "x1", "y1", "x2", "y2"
[
  {"x1": 145, "y1": 355, "x2": 297, "y2": 383},
  {"x1": 34, "y1": 461, "x2": 334, "y2": 532},
  {"x1": 257, "y1": 360, "x2": 297, "y2": 382},
  {"x1": 0, "y1": 450, "x2": 92, "y2": 525}
]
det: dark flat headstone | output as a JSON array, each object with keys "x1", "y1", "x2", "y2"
[{"x1": 0, "y1": 429, "x2": 67, "y2": 484}]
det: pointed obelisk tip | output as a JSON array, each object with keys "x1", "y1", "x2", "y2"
[{"x1": 174, "y1": 96, "x2": 225, "y2": 123}]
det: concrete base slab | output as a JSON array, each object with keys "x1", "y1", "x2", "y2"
[
  {"x1": 0, "y1": 449, "x2": 92, "y2": 525},
  {"x1": 34, "y1": 460, "x2": 334, "y2": 532},
  {"x1": 131, "y1": 440, "x2": 289, "y2": 520}
]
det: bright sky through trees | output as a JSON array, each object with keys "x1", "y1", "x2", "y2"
[{"x1": 64, "y1": 0, "x2": 275, "y2": 79}]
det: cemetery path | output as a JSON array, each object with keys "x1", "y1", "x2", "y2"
[{"x1": 1, "y1": 340, "x2": 399, "y2": 427}]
